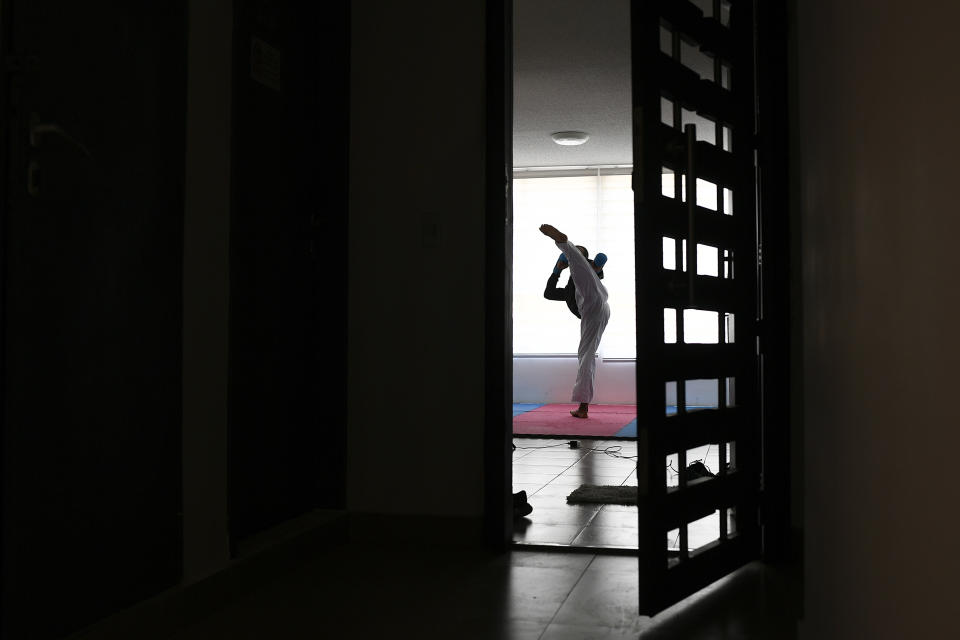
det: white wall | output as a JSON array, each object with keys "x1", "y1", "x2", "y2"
[
  {"x1": 348, "y1": 0, "x2": 487, "y2": 518},
  {"x1": 796, "y1": 1, "x2": 960, "y2": 637},
  {"x1": 513, "y1": 357, "x2": 636, "y2": 404},
  {"x1": 513, "y1": 358, "x2": 719, "y2": 406}
]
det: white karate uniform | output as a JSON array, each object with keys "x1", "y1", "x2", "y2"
[{"x1": 557, "y1": 240, "x2": 611, "y2": 404}]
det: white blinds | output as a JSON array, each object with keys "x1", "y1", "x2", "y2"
[{"x1": 512, "y1": 174, "x2": 636, "y2": 358}]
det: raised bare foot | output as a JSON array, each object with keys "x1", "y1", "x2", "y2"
[
  {"x1": 539, "y1": 224, "x2": 568, "y2": 243},
  {"x1": 570, "y1": 408, "x2": 589, "y2": 419}
]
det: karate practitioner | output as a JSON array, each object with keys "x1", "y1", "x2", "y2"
[{"x1": 538, "y1": 224, "x2": 611, "y2": 419}]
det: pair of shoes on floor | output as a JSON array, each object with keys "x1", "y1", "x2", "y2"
[
  {"x1": 513, "y1": 490, "x2": 533, "y2": 518},
  {"x1": 686, "y1": 460, "x2": 715, "y2": 480}
]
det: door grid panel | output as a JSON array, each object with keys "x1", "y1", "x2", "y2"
[{"x1": 633, "y1": 0, "x2": 761, "y2": 614}]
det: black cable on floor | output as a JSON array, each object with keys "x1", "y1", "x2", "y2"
[{"x1": 511, "y1": 441, "x2": 574, "y2": 450}]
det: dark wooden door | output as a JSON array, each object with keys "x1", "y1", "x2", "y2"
[
  {"x1": 632, "y1": 0, "x2": 762, "y2": 613},
  {"x1": 0, "y1": 2, "x2": 186, "y2": 637},
  {"x1": 228, "y1": 0, "x2": 349, "y2": 546}
]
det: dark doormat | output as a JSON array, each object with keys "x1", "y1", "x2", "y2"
[{"x1": 566, "y1": 484, "x2": 637, "y2": 506}]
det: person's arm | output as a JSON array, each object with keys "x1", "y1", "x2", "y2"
[
  {"x1": 543, "y1": 271, "x2": 567, "y2": 301},
  {"x1": 593, "y1": 252, "x2": 607, "y2": 279},
  {"x1": 541, "y1": 227, "x2": 595, "y2": 294},
  {"x1": 590, "y1": 260, "x2": 604, "y2": 280}
]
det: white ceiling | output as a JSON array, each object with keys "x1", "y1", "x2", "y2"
[{"x1": 513, "y1": 0, "x2": 632, "y2": 168}]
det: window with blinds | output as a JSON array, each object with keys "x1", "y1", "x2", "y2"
[{"x1": 512, "y1": 173, "x2": 636, "y2": 358}]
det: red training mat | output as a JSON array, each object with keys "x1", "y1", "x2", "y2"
[{"x1": 512, "y1": 403, "x2": 636, "y2": 437}]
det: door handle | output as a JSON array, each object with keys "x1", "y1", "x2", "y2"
[
  {"x1": 27, "y1": 160, "x2": 39, "y2": 197},
  {"x1": 26, "y1": 113, "x2": 98, "y2": 197},
  {"x1": 685, "y1": 124, "x2": 697, "y2": 306},
  {"x1": 30, "y1": 112, "x2": 94, "y2": 159}
]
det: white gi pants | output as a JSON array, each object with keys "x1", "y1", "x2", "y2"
[{"x1": 557, "y1": 240, "x2": 611, "y2": 404}]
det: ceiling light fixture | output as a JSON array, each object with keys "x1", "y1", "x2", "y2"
[{"x1": 551, "y1": 131, "x2": 590, "y2": 146}]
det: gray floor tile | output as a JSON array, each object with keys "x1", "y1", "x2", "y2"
[
  {"x1": 502, "y1": 565, "x2": 587, "y2": 623},
  {"x1": 531, "y1": 483, "x2": 582, "y2": 497},
  {"x1": 508, "y1": 550, "x2": 595, "y2": 571},
  {"x1": 520, "y1": 505, "x2": 600, "y2": 527},
  {"x1": 588, "y1": 554, "x2": 640, "y2": 572},
  {"x1": 158, "y1": 544, "x2": 799, "y2": 640},
  {"x1": 513, "y1": 464, "x2": 577, "y2": 475},
  {"x1": 514, "y1": 471, "x2": 565, "y2": 484},
  {"x1": 589, "y1": 508, "x2": 639, "y2": 528},
  {"x1": 513, "y1": 522, "x2": 584, "y2": 545},
  {"x1": 541, "y1": 621, "x2": 652, "y2": 640},
  {"x1": 550, "y1": 557, "x2": 643, "y2": 629},
  {"x1": 546, "y1": 475, "x2": 594, "y2": 486},
  {"x1": 571, "y1": 525, "x2": 639, "y2": 548},
  {"x1": 512, "y1": 482, "x2": 546, "y2": 495}
]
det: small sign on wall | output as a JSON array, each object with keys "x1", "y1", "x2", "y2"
[{"x1": 251, "y1": 36, "x2": 283, "y2": 91}]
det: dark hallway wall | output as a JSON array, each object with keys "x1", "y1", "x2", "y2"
[
  {"x1": 1, "y1": 1, "x2": 350, "y2": 637},
  {"x1": 795, "y1": 1, "x2": 960, "y2": 637},
  {"x1": 347, "y1": 0, "x2": 489, "y2": 522}
]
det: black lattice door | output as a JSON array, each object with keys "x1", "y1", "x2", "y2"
[{"x1": 631, "y1": 0, "x2": 762, "y2": 613}]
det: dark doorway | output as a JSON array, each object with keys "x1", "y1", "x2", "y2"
[{"x1": 490, "y1": 0, "x2": 793, "y2": 617}]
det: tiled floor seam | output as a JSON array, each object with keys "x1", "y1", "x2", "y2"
[
  {"x1": 535, "y1": 553, "x2": 600, "y2": 640},
  {"x1": 523, "y1": 450, "x2": 588, "y2": 499},
  {"x1": 542, "y1": 456, "x2": 587, "y2": 495}
]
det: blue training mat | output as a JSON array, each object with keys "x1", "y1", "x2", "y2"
[
  {"x1": 615, "y1": 406, "x2": 712, "y2": 437},
  {"x1": 512, "y1": 403, "x2": 544, "y2": 417},
  {"x1": 615, "y1": 418, "x2": 637, "y2": 438}
]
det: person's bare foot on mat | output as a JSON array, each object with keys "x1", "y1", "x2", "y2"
[{"x1": 570, "y1": 403, "x2": 589, "y2": 419}]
